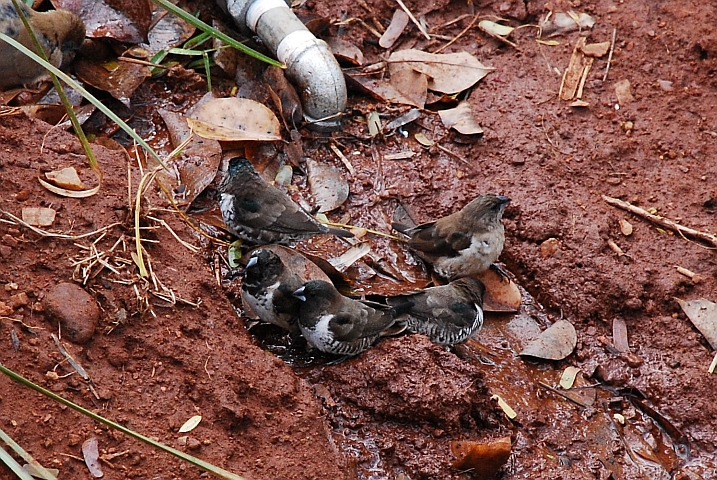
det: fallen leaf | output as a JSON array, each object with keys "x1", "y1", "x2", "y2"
[
  {"x1": 490, "y1": 395, "x2": 517, "y2": 419},
  {"x1": 306, "y1": 158, "x2": 349, "y2": 212},
  {"x1": 379, "y1": 9, "x2": 410, "y2": 49},
  {"x1": 21, "y1": 207, "x2": 56, "y2": 227},
  {"x1": 437, "y1": 101, "x2": 483, "y2": 135},
  {"x1": 145, "y1": 9, "x2": 196, "y2": 56},
  {"x1": 187, "y1": 97, "x2": 281, "y2": 141},
  {"x1": 520, "y1": 320, "x2": 577, "y2": 360},
  {"x1": 478, "y1": 20, "x2": 515, "y2": 37},
  {"x1": 539, "y1": 11, "x2": 595, "y2": 37},
  {"x1": 388, "y1": 64, "x2": 428, "y2": 109},
  {"x1": 559, "y1": 366, "x2": 580, "y2": 389},
  {"x1": 475, "y1": 267, "x2": 521, "y2": 312},
  {"x1": 451, "y1": 436, "x2": 512, "y2": 476},
  {"x1": 366, "y1": 111, "x2": 382, "y2": 137},
  {"x1": 615, "y1": 79, "x2": 635, "y2": 106},
  {"x1": 74, "y1": 59, "x2": 151, "y2": 108},
  {"x1": 329, "y1": 243, "x2": 371, "y2": 272},
  {"x1": 581, "y1": 41, "x2": 611, "y2": 57},
  {"x1": 45, "y1": 167, "x2": 85, "y2": 191},
  {"x1": 157, "y1": 108, "x2": 222, "y2": 206},
  {"x1": 388, "y1": 49, "x2": 493, "y2": 94},
  {"x1": 178, "y1": 415, "x2": 202, "y2": 433},
  {"x1": 54, "y1": 0, "x2": 152, "y2": 43},
  {"x1": 346, "y1": 74, "x2": 424, "y2": 108},
  {"x1": 613, "y1": 317, "x2": 630, "y2": 353},
  {"x1": 81, "y1": 437, "x2": 103, "y2": 478},
  {"x1": 326, "y1": 37, "x2": 364, "y2": 66},
  {"x1": 675, "y1": 298, "x2": 717, "y2": 349},
  {"x1": 384, "y1": 108, "x2": 421, "y2": 131}
]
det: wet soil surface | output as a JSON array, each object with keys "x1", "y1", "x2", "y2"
[{"x1": 1, "y1": 0, "x2": 717, "y2": 479}]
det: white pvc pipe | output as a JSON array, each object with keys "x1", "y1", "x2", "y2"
[{"x1": 218, "y1": 0, "x2": 347, "y2": 131}]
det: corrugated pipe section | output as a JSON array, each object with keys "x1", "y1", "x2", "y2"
[{"x1": 217, "y1": 0, "x2": 347, "y2": 131}]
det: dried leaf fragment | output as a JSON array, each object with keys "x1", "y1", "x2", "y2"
[
  {"x1": 437, "y1": 102, "x2": 483, "y2": 135},
  {"x1": 379, "y1": 9, "x2": 409, "y2": 49},
  {"x1": 520, "y1": 320, "x2": 577, "y2": 360},
  {"x1": 451, "y1": 436, "x2": 512, "y2": 476},
  {"x1": 478, "y1": 20, "x2": 515, "y2": 37},
  {"x1": 619, "y1": 218, "x2": 633, "y2": 236},
  {"x1": 559, "y1": 366, "x2": 580, "y2": 389},
  {"x1": 581, "y1": 41, "x2": 611, "y2": 57},
  {"x1": 388, "y1": 49, "x2": 493, "y2": 94},
  {"x1": 491, "y1": 394, "x2": 517, "y2": 419},
  {"x1": 178, "y1": 415, "x2": 202, "y2": 433},
  {"x1": 21, "y1": 207, "x2": 56, "y2": 227},
  {"x1": 45, "y1": 167, "x2": 85, "y2": 191},
  {"x1": 187, "y1": 97, "x2": 281, "y2": 141},
  {"x1": 82, "y1": 437, "x2": 103, "y2": 478},
  {"x1": 675, "y1": 298, "x2": 717, "y2": 349}
]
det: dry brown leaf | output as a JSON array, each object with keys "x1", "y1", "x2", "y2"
[
  {"x1": 388, "y1": 49, "x2": 493, "y2": 94},
  {"x1": 81, "y1": 437, "x2": 103, "y2": 478},
  {"x1": 187, "y1": 97, "x2": 281, "y2": 141},
  {"x1": 675, "y1": 298, "x2": 717, "y2": 349},
  {"x1": 520, "y1": 320, "x2": 577, "y2": 360},
  {"x1": 475, "y1": 267, "x2": 521, "y2": 312},
  {"x1": 451, "y1": 436, "x2": 512, "y2": 476},
  {"x1": 559, "y1": 366, "x2": 580, "y2": 389},
  {"x1": 21, "y1": 207, "x2": 56, "y2": 227},
  {"x1": 306, "y1": 158, "x2": 349, "y2": 213},
  {"x1": 379, "y1": 9, "x2": 410, "y2": 49},
  {"x1": 53, "y1": 0, "x2": 152, "y2": 43},
  {"x1": 45, "y1": 167, "x2": 85, "y2": 191},
  {"x1": 437, "y1": 101, "x2": 483, "y2": 135},
  {"x1": 157, "y1": 109, "x2": 222, "y2": 206}
]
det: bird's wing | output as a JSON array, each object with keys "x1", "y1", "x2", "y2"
[
  {"x1": 329, "y1": 302, "x2": 394, "y2": 341},
  {"x1": 408, "y1": 221, "x2": 472, "y2": 256}
]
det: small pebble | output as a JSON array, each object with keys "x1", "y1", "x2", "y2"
[{"x1": 43, "y1": 283, "x2": 99, "y2": 344}]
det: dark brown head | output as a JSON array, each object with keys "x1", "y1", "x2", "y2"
[
  {"x1": 450, "y1": 277, "x2": 486, "y2": 306},
  {"x1": 461, "y1": 194, "x2": 510, "y2": 228}
]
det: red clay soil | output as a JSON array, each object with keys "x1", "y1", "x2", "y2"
[{"x1": 1, "y1": 0, "x2": 717, "y2": 479}]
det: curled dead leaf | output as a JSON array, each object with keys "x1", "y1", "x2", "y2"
[
  {"x1": 520, "y1": 320, "x2": 577, "y2": 360},
  {"x1": 187, "y1": 97, "x2": 281, "y2": 141}
]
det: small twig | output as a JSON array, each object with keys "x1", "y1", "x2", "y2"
[
  {"x1": 606, "y1": 238, "x2": 625, "y2": 256},
  {"x1": 602, "y1": 195, "x2": 717, "y2": 249},
  {"x1": 433, "y1": 13, "x2": 480, "y2": 54},
  {"x1": 603, "y1": 28, "x2": 617, "y2": 82},
  {"x1": 537, "y1": 381, "x2": 591, "y2": 408},
  {"x1": 1, "y1": 211, "x2": 121, "y2": 240},
  {"x1": 395, "y1": 0, "x2": 430, "y2": 40}
]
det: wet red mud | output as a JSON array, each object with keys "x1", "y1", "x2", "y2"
[{"x1": 1, "y1": 0, "x2": 717, "y2": 479}]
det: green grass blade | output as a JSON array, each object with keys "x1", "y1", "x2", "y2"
[
  {"x1": 0, "y1": 442, "x2": 35, "y2": 480},
  {"x1": 0, "y1": 428, "x2": 58, "y2": 480},
  {"x1": 0, "y1": 364, "x2": 246, "y2": 480},
  {"x1": 151, "y1": 0, "x2": 284, "y2": 68}
]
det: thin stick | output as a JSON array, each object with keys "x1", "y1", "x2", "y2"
[
  {"x1": 433, "y1": 13, "x2": 480, "y2": 54},
  {"x1": 395, "y1": 0, "x2": 430, "y2": 40},
  {"x1": 603, "y1": 28, "x2": 617, "y2": 82},
  {"x1": 1, "y1": 211, "x2": 121, "y2": 240},
  {"x1": 602, "y1": 195, "x2": 717, "y2": 248}
]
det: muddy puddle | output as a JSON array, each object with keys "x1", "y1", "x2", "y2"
[{"x1": 250, "y1": 281, "x2": 711, "y2": 479}]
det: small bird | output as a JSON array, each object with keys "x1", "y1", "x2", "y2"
[
  {"x1": 241, "y1": 248, "x2": 304, "y2": 334},
  {"x1": 0, "y1": 1, "x2": 85, "y2": 89},
  {"x1": 219, "y1": 157, "x2": 352, "y2": 244},
  {"x1": 395, "y1": 194, "x2": 510, "y2": 281},
  {"x1": 293, "y1": 280, "x2": 401, "y2": 356},
  {"x1": 387, "y1": 277, "x2": 485, "y2": 345}
]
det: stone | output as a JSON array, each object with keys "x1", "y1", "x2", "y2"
[{"x1": 43, "y1": 283, "x2": 99, "y2": 344}]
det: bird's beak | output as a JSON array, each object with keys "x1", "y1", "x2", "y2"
[
  {"x1": 246, "y1": 256, "x2": 258, "y2": 268},
  {"x1": 293, "y1": 286, "x2": 306, "y2": 302},
  {"x1": 497, "y1": 195, "x2": 511, "y2": 205}
]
